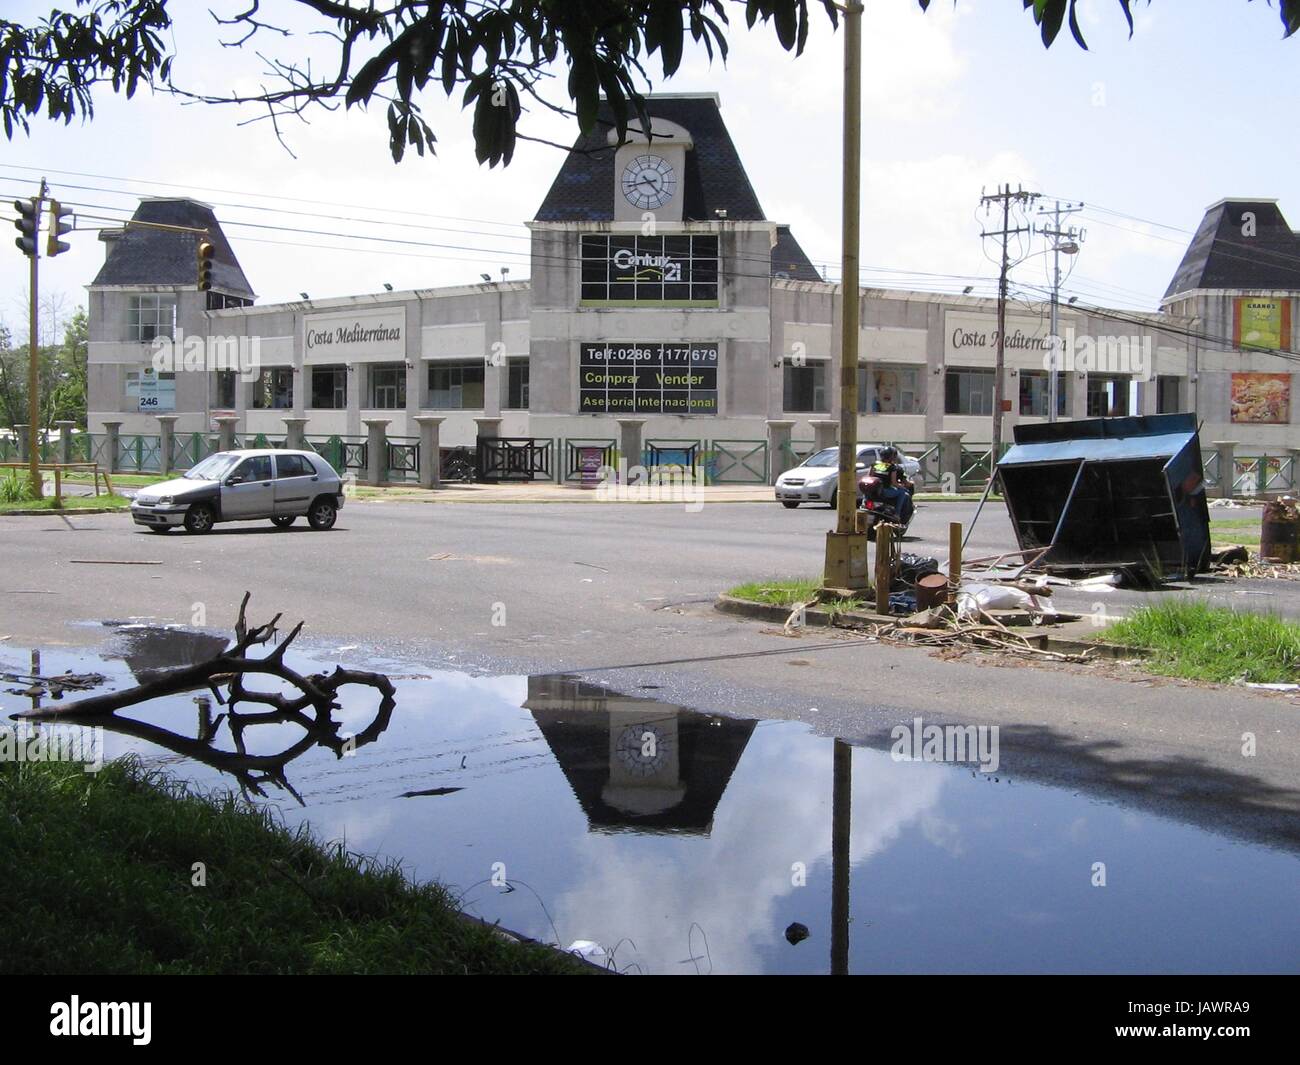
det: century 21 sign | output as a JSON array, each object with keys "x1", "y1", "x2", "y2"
[
  {"x1": 580, "y1": 343, "x2": 719, "y2": 414},
  {"x1": 580, "y1": 234, "x2": 719, "y2": 304}
]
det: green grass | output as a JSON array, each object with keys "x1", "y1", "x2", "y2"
[
  {"x1": 726, "y1": 577, "x2": 866, "y2": 616},
  {"x1": 0, "y1": 757, "x2": 591, "y2": 975},
  {"x1": 62, "y1": 472, "x2": 156, "y2": 488},
  {"x1": 1102, "y1": 601, "x2": 1300, "y2": 684},
  {"x1": 0, "y1": 470, "x2": 36, "y2": 504},
  {"x1": 0, "y1": 494, "x2": 131, "y2": 513},
  {"x1": 1210, "y1": 518, "x2": 1262, "y2": 547}
]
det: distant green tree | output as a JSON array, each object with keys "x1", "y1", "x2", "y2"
[
  {"x1": 47, "y1": 307, "x2": 89, "y2": 430},
  {"x1": 0, "y1": 308, "x2": 89, "y2": 434}
]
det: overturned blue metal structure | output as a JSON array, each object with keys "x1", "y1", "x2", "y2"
[{"x1": 996, "y1": 413, "x2": 1212, "y2": 580}]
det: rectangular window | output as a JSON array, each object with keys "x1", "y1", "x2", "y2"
[
  {"x1": 579, "y1": 233, "x2": 719, "y2": 305},
  {"x1": 505, "y1": 357, "x2": 529, "y2": 410},
  {"x1": 1086, "y1": 375, "x2": 1130, "y2": 417},
  {"x1": 1156, "y1": 375, "x2": 1181, "y2": 414},
  {"x1": 784, "y1": 360, "x2": 828, "y2": 413},
  {"x1": 213, "y1": 370, "x2": 236, "y2": 409},
  {"x1": 127, "y1": 295, "x2": 177, "y2": 343},
  {"x1": 274, "y1": 453, "x2": 313, "y2": 478},
  {"x1": 369, "y1": 363, "x2": 407, "y2": 409},
  {"x1": 252, "y1": 367, "x2": 294, "y2": 409},
  {"x1": 859, "y1": 364, "x2": 925, "y2": 414},
  {"x1": 945, "y1": 368, "x2": 996, "y2": 416},
  {"x1": 1018, "y1": 371, "x2": 1067, "y2": 417},
  {"x1": 426, "y1": 360, "x2": 484, "y2": 410},
  {"x1": 310, "y1": 365, "x2": 347, "y2": 409}
]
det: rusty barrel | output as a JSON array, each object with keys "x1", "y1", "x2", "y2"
[
  {"x1": 915, "y1": 572, "x2": 949, "y2": 610},
  {"x1": 1260, "y1": 498, "x2": 1300, "y2": 562}
]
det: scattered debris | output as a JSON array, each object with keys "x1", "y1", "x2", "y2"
[
  {"x1": 1214, "y1": 552, "x2": 1300, "y2": 581},
  {"x1": 1210, "y1": 546, "x2": 1250, "y2": 567},
  {"x1": 857, "y1": 606, "x2": 1094, "y2": 663},
  {"x1": 2, "y1": 670, "x2": 107, "y2": 699},
  {"x1": 1242, "y1": 682, "x2": 1300, "y2": 693},
  {"x1": 566, "y1": 940, "x2": 610, "y2": 965},
  {"x1": 956, "y1": 583, "x2": 1054, "y2": 620},
  {"x1": 785, "y1": 922, "x2": 811, "y2": 945}
]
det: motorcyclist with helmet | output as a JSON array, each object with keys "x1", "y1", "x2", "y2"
[{"x1": 869, "y1": 446, "x2": 914, "y2": 524}]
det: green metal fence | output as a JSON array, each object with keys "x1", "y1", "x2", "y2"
[{"x1": 706, "y1": 439, "x2": 768, "y2": 484}]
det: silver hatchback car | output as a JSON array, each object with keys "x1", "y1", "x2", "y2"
[{"x1": 131, "y1": 449, "x2": 345, "y2": 534}]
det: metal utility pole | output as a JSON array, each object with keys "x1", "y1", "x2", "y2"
[
  {"x1": 979, "y1": 185, "x2": 1037, "y2": 459},
  {"x1": 1036, "y1": 200, "x2": 1083, "y2": 422},
  {"x1": 13, "y1": 180, "x2": 49, "y2": 498},
  {"x1": 823, "y1": 1, "x2": 868, "y2": 591}
]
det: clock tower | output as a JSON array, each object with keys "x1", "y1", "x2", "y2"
[{"x1": 610, "y1": 117, "x2": 691, "y2": 224}]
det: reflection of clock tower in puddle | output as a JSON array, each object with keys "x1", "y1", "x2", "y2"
[
  {"x1": 606, "y1": 710, "x2": 685, "y2": 817},
  {"x1": 525, "y1": 676, "x2": 755, "y2": 835}
]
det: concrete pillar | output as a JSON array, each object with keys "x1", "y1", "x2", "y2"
[
  {"x1": 282, "y1": 417, "x2": 308, "y2": 451},
  {"x1": 810, "y1": 418, "x2": 838, "y2": 453},
  {"x1": 346, "y1": 363, "x2": 362, "y2": 438},
  {"x1": 414, "y1": 415, "x2": 445, "y2": 488},
  {"x1": 363, "y1": 418, "x2": 390, "y2": 486},
  {"x1": 214, "y1": 416, "x2": 240, "y2": 453},
  {"x1": 1212, "y1": 440, "x2": 1238, "y2": 499},
  {"x1": 101, "y1": 421, "x2": 122, "y2": 473},
  {"x1": 13, "y1": 424, "x2": 29, "y2": 462},
  {"x1": 157, "y1": 415, "x2": 178, "y2": 475},
  {"x1": 935, "y1": 430, "x2": 965, "y2": 493},
  {"x1": 766, "y1": 419, "x2": 795, "y2": 484},
  {"x1": 616, "y1": 418, "x2": 646, "y2": 479},
  {"x1": 1070, "y1": 372, "x2": 1088, "y2": 421},
  {"x1": 1290, "y1": 448, "x2": 1300, "y2": 495},
  {"x1": 55, "y1": 421, "x2": 77, "y2": 465}
]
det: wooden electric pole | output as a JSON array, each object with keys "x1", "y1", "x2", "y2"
[{"x1": 979, "y1": 185, "x2": 1037, "y2": 462}]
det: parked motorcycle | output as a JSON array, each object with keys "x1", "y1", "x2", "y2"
[{"x1": 856, "y1": 465, "x2": 915, "y2": 541}]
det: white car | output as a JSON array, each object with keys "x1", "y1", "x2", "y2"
[
  {"x1": 130, "y1": 449, "x2": 345, "y2": 533},
  {"x1": 775, "y1": 445, "x2": 920, "y2": 509}
]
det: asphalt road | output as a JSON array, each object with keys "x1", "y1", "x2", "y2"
[{"x1": 2, "y1": 496, "x2": 1298, "y2": 848}]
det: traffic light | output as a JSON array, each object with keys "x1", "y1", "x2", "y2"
[
  {"x1": 46, "y1": 200, "x2": 73, "y2": 257},
  {"x1": 13, "y1": 198, "x2": 40, "y2": 257},
  {"x1": 196, "y1": 237, "x2": 214, "y2": 291}
]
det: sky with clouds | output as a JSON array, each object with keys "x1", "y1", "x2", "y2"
[{"x1": 2, "y1": 0, "x2": 1297, "y2": 339}]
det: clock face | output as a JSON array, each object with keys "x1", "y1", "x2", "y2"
[
  {"x1": 615, "y1": 723, "x2": 670, "y2": 777},
  {"x1": 621, "y1": 154, "x2": 677, "y2": 211}
]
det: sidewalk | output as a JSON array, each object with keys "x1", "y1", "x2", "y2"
[
  {"x1": 349, "y1": 481, "x2": 774, "y2": 504},
  {"x1": 347, "y1": 482, "x2": 994, "y2": 505}
]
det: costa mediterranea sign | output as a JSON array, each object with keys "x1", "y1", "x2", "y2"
[
  {"x1": 944, "y1": 310, "x2": 1054, "y2": 363},
  {"x1": 303, "y1": 307, "x2": 406, "y2": 363}
]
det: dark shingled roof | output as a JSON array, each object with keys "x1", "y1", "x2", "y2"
[
  {"x1": 772, "y1": 225, "x2": 823, "y2": 282},
  {"x1": 536, "y1": 94, "x2": 765, "y2": 223},
  {"x1": 536, "y1": 94, "x2": 821, "y2": 280},
  {"x1": 92, "y1": 198, "x2": 254, "y2": 297},
  {"x1": 1164, "y1": 200, "x2": 1300, "y2": 299}
]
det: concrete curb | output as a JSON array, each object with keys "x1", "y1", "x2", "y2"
[
  {"x1": 0, "y1": 506, "x2": 130, "y2": 516},
  {"x1": 713, "y1": 594, "x2": 1149, "y2": 659},
  {"x1": 351, "y1": 494, "x2": 772, "y2": 505}
]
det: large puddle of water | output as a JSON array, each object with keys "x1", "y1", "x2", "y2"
[{"x1": 3, "y1": 625, "x2": 1298, "y2": 975}]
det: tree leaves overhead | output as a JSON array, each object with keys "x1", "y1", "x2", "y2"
[
  {"x1": 0, "y1": 1, "x2": 1295, "y2": 166},
  {"x1": 0, "y1": 1, "x2": 172, "y2": 140}
]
